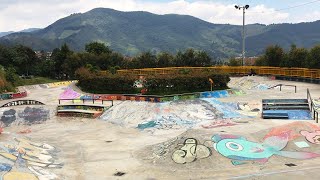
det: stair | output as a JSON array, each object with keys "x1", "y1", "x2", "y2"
[{"x1": 262, "y1": 99, "x2": 310, "y2": 119}]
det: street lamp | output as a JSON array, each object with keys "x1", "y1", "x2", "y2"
[{"x1": 235, "y1": 4, "x2": 249, "y2": 66}]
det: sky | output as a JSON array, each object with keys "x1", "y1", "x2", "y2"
[{"x1": 0, "y1": 0, "x2": 319, "y2": 32}]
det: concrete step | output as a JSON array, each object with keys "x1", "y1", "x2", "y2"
[
  {"x1": 262, "y1": 112, "x2": 289, "y2": 119},
  {"x1": 263, "y1": 105, "x2": 310, "y2": 110}
]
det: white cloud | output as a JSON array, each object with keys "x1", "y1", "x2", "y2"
[
  {"x1": 295, "y1": 11, "x2": 320, "y2": 23},
  {"x1": 0, "y1": 0, "x2": 317, "y2": 32}
]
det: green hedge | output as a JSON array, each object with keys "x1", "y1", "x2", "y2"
[
  {"x1": 76, "y1": 67, "x2": 230, "y2": 94},
  {"x1": 144, "y1": 73, "x2": 230, "y2": 95},
  {"x1": 77, "y1": 74, "x2": 137, "y2": 94}
]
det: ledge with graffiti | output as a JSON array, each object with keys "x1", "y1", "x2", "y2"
[
  {"x1": 56, "y1": 104, "x2": 111, "y2": 118},
  {"x1": 0, "y1": 91, "x2": 27, "y2": 101},
  {"x1": 59, "y1": 87, "x2": 245, "y2": 103}
]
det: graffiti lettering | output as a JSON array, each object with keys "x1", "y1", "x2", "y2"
[
  {"x1": 1, "y1": 100, "x2": 45, "y2": 108},
  {"x1": 172, "y1": 138, "x2": 211, "y2": 164}
]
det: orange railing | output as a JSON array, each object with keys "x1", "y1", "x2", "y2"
[{"x1": 109, "y1": 66, "x2": 320, "y2": 79}]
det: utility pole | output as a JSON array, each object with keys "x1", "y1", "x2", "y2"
[{"x1": 235, "y1": 5, "x2": 249, "y2": 66}]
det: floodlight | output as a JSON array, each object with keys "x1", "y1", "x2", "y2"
[{"x1": 245, "y1": 5, "x2": 249, "y2": 9}]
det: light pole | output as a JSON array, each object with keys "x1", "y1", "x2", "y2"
[{"x1": 235, "y1": 5, "x2": 249, "y2": 66}]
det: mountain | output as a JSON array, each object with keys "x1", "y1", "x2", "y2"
[
  {"x1": 1, "y1": 8, "x2": 320, "y2": 59},
  {"x1": 0, "y1": 31, "x2": 14, "y2": 38},
  {"x1": 0, "y1": 28, "x2": 40, "y2": 37}
]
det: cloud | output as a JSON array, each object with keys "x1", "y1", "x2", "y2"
[{"x1": 0, "y1": 0, "x2": 317, "y2": 32}]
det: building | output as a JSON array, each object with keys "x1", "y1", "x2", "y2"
[
  {"x1": 35, "y1": 51, "x2": 52, "y2": 61},
  {"x1": 235, "y1": 56, "x2": 259, "y2": 66}
]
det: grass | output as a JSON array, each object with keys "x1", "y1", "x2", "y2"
[{"x1": 18, "y1": 77, "x2": 60, "y2": 86}]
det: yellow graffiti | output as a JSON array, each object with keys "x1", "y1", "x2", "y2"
[{"x1": 3, "y1": 171, "x2": 38, "y2": 180}]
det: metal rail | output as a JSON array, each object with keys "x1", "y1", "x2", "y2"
[
  {"x1": 268, "y1": 84, "x2": 297, "y2": 93},
  {"x1": 307, "y1": 88, "x2": 319, "y2": 123}
]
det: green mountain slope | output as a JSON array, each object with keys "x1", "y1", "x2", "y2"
[{"x1": 1, "y1": 8, "x2": 319, "y2": 58}]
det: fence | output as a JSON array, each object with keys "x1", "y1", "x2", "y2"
[{"x1": 110, "y1": 66, "x2": 320, "y2": 80}]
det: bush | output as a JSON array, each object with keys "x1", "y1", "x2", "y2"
[
  {"x1": 76, "y1": 69, "x2": 137, "y2": 94},
  {"x1": 144, "y1": 73, "x2": 230, "y2": 95},
  {"x1": 76, "y1": 67, "x2": 230, "y2": 95}
]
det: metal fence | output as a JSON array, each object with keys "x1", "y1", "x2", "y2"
[{"x1": 103, "y1": 66, "x2": 320, "y2": 79}]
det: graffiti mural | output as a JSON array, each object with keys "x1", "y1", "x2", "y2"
[
  {"x1": 1, "y1": 100, "x2": 45, "y2": 108},
  {"x1": 201, "y1": 99, "x2": 259, "y2": 119},
  {"x1": 201, "y1": 119, "x2": 237, "y2": 129},
  {"x1": 0, "y1": 137, "x2": 62, "y2": 179},
  {"x1": 0, "y1": 109, "x2": 16, "y2": 126},
  {"x1": 0, "y1": 91, "x2": 27, "y2": 101},
  {"x1": 18, "y1": 107, "x2": 49, "y2": 124},
  {"x1": 264, "y1": 122, "x2": 320, "y2": 141},
  {"x1": 172, "y1": 138, "x2": 211, "y2": 164},
  {"x1": 0, "y1": 107, "x2": 50, "y2": 127},
  {"x1": 228, "y1": 77, "x2": 272, "y2": 90},
  {"x1": 300, "y1": 130, "x2": 320, "y2": 144},
  {"x1": 59, "y1": 87, "x2": 81, "y2": 99},
  {"x1": 211, "y1": 133, "x2": 320, "y2": 165},
  {"x1": 102, "y1": 99, "x2": 258, "y2": 131}
]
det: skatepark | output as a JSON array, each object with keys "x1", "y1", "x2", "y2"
[{"x1": 0, "y1": 75, "x2": 320, "y2": 179}]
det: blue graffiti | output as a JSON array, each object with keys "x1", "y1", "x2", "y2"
[
  {"x1": 0, "y1": 163, "x2": 12, "y2": 172},
  {"x1": 201, "y1": 98, "x2": 244, "y2": 119}
]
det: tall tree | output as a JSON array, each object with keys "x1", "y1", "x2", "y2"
[
  {"x1": 0, "y1": 45, "x2": 13, "y2": 67},
  {"x1": 195, "y1": 50, "x2": 211, "y2": 66},
  {"x1": 85, "y1": 42, "x2": 111, "y2": 55},
  {"x1": 264, "y1": 45, "x2": 285, "y2": 67},
  {"x1": 285, "y1": 45, "x2": 308, "y2": 68},
  {"x1": 157, "y1": 52, "x2": 173, "y2": 67},
  {"x1": 306, "y1": 45, "x2": 320, "y2": 69},
  {"x1": 12, "y1": 45, "x2": 39, "y2": 76},
  {"x1": 53, "y1": 44, "x2": 73, "y2": 79}
]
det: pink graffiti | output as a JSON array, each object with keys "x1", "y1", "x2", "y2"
[
  {"x1": 300, "y1": 130, "x2": 320, "y2": 144},
  {"x1": 202, "y1": 120, "x2": 236, "y2": 129}
]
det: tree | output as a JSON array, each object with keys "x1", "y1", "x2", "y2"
[
  {"x1": 228, "y1": 58, "x2": 242, "y2": 66},
  {"x1": 195, "y1": 51, "x2": 211, "y2": 66},
  {"x1": 38, "y1": 59, "x2": 56, "y2": 78},
  {"x1": 157, "y1": 52, "x2": 174, "y2": 67},
  {"x1": 132, "y1": 52, "x2": 157, "y2": 68},
  {"x1": 173, "y1": 51, "x2": 185, "y2": 67},
  {"x1": 5, "y1": 66, "x2": 21, "y2": 86},
  {"x1": 62, "y1": 53, "x2": 86, "y2": 79},
  {"x1": 264, "y1": 45, "x2": 285, "y2": 67},
  {"x1": 12, "y1": 45, "x2": 39, "y2": 76},
  {"x1": 52, "y1": 44, "x2": 73, "y2": 79},
  {"x1": 85, "y1": 42, "x2": 111, "y2": 55},
  {"x1": 306, "y1": 45, "x2": 320, "y2": 69},
  {"x1": 254, "y1": 56, "x2": 268, "y2": 66},
  {"x1": 283, "y1": 45, "x2": 308, "y2": 68},
  {"x1": 0, "y1": 45, "x2": 13, "y2": 67}
]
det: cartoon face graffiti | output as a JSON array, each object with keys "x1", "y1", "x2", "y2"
[
  {"x1": 300, "y1": 130, "x2": 320, "y2": 144},
  {"x1": 172, "y1": 138, "x2": 211, "y2": 164},
  {"x1": 211, "y1": 134, "x2": 320, "y2": 164}
]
